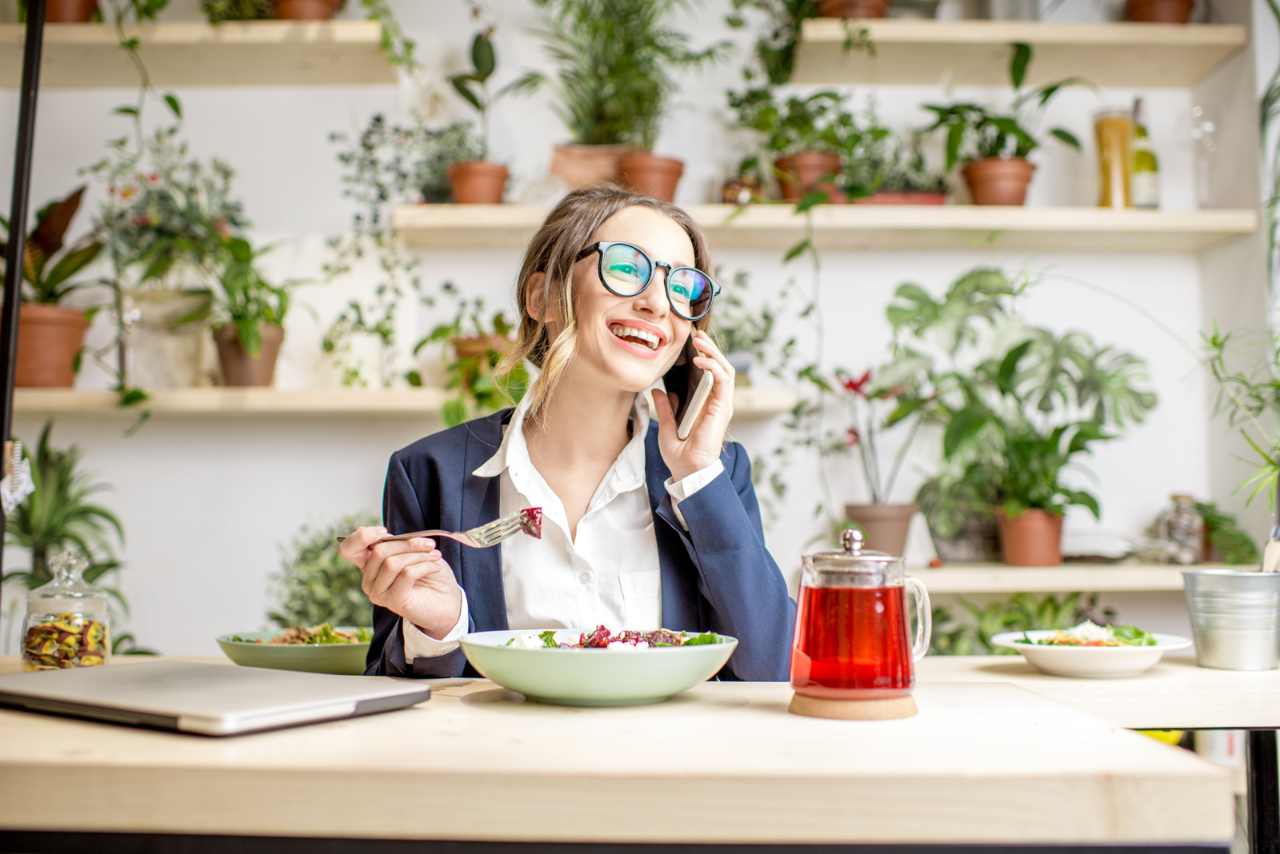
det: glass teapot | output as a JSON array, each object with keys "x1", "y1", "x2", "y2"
[{"x1": 791, "y1": 529, "x2": 930, "y2": 701}]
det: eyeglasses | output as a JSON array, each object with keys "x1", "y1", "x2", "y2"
[{"x1": 575, "y1": 241, "x2": 719, "y2": 322}]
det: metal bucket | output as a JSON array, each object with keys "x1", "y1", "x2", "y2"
[{"x1": 1182, "y1": 569, "x2": 1280, "y2": 671}]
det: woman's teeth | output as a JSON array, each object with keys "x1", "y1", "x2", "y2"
[{"x1": 609, "y1": 324, "x2": 660, "y2": 351}]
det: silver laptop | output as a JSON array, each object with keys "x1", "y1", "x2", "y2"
[{"x1": 0, "y1": 660, "x2": 430, "y2": 736}]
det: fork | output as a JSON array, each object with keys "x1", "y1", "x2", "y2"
[{"x1": 336, "y1": 506, "x2": 542, "y2": 550}]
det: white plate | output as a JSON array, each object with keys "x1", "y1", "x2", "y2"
[{"x1": 992, "y1": 630, "x2": 1192, "y2": 678}]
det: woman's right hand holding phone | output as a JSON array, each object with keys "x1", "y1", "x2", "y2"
[{"x1": 338, "y1": 527, "x2": 463, "y2": 640}]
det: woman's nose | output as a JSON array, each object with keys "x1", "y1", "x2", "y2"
[{"x1": 634, "y1": 268, "x2": 669, "y2": 316}]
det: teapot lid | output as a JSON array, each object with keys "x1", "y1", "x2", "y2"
[{"x1": 807, "y1": 528, "x2": 900, "y2": 570}]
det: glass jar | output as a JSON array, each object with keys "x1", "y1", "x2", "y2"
[
  {"x1": 1157, "y1": 493, "x2": 1204, "y2": 567},
  {"x1": 22, "y1": 549, "x2": 111, "y2": 672},
  {"x1": 1095, "y1": 107, "x2": 1135, "y2": 209},
  {"x1": 791, "y1": 529, "x2": 931, "y2": 701}
]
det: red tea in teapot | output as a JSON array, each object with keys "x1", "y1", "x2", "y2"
[{"x1": 791, "y1": 584, "x2": 913, "y2": 700}]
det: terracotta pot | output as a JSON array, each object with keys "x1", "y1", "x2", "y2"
[
  {"x1": 45, "y1": 0, "x2": 98, "y2": 22},
  {"x1": 274, "y1": 0, "x2": 339, "y2": 20},
  {"x1": 818, "y1": 0, "x2": 890, "y2": 16},
  {"x1": 619, "y1": 152, "x2": 685, "y2": 202},
  {"x1": 214, "y1": 323, "x2": 284, "y2": 387},
  {"x1": 1125, "y1": 0, "x2": 1194, "y2": 23},
  {"x1": 549, "y1": 144, "x2": 634, "y2": 190},
  {"x1": 996, "y1": 508, "x2": 1064, "y2": 567},
  {"x1": 775, "y1": 152, "x2": 845, "y2": 203},
  {"x1": 961, "y1": 157, "x2": 1035, "y2": 206},
  {"x1": 448, "y1": 161, "x2": 509, "y2": 204},
  {"x1": 926, "y1": 515, "x2": 1001, "y2": 564},
  {"x1": 854, "y1": 192, "x2": 948, "y2": 206},
  {"x1": 452, "y1": 334, "x2": 515, "y2": 361},
  {"x1": 15, "y1": 303, "x2": 89, "y2": 388},
  {"x1": 843, "y1": 503, "x2": 917, "y2": 556}
]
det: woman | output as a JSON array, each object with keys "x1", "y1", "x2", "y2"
[{"x1": 340, "y1": 185, "x2": 795, "y2": 681}]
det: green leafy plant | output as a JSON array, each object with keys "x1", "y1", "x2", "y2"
[
  {"x1": 0, "y1": 186, "x2": 104, "y2": 306},
  {"x1": 709, "y1": 269, "x2": 780, "y2": 366},
  {"x1": 411, "y1": 284, "x2": 528, "y2": 427},
  {"x1": 269, "y1": 514, "x2": 379, "y2": 629},
  {"x1": 200, "y1": 0, "x2": 271, "y2": 19},
  {"x1": 842, "y1": 123, "x2": 948, "y2": 199},
  {"x1": 1195, "y1": 500, "x2": 1261, "y2": 565},
  {"x1": 724, "y1": 0, "x2": 817, "y2": 87},
  {"x1": 930, "y1": 592, "x2": 1114, "y2": 656},
  {"x1": 1, "y1": 422, "x2": 155, "y2": 655},
  {"x1": 1205, "y1": 329, "x2": 1280, "y2": 505},
  {"x1": 533, "y1": 0, "x2": 729, "y2": 148},
  {"x1": 729, "y1": 87, "x2": 849, "y2": 158},
  {"x1": 209, "y1": 237, "x2": 295, "y2": 356},
  {"x1": 922, "y1": 43, "x2": 1083, "y2": 171},
  {"x1": 448, "y1": 28, "x2": 543, "y2": 160},
  {"x1": 200, "y1": 0, "x2": 417, "y2": 68}
]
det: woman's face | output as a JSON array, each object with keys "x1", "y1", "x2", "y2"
[{"x1": 563, "y1": 205, "x2": 697, "y2": 394}]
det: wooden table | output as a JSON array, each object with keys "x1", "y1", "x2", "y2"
[{"x1": 0, "y1": 657, "x2": 1235, "y2": 854}]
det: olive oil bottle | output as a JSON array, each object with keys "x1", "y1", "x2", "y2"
[{"x1": 1131, "y1": 98, "x2": 1160, "y2": 210}]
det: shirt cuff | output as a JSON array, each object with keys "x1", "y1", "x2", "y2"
[
  {"x1": 664, "y1": 459, "x2": 726, "y2": 530},
  {"x1": 402, "y1": 589, "x2": 468, "y2": 660}
]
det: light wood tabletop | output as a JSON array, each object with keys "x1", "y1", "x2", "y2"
[{"x1": 0, "y1": 656, "x2": 1232, "y2": 846}]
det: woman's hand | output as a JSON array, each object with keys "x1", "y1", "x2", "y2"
[
  {"x1": 652, "y1": 329, "x2": 735, "y2": 482},
  {"x1": 338, "y1": 527, "x2": 464, "y2": 640}
]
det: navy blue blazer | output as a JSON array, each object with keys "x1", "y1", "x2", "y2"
[{"x1": 364, "y1": 408, "x2": 796, "y2": 681}]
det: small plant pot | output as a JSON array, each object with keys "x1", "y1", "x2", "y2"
[
  {"x1": 721, "y1": 176, "x2": 765, "y2": 206},
  {"x1": 961, "y1": 157, "x2": 1035, "y2": 206},
  {"x1": 124, "y1": 288, "x2": 216, "y2": 388},
  {"x1": 996, "y1": 508, "x2": 1064, "y2": 567},
  {"x1": 854, "y1": 192, "x2": 947, "y2": 206},
  {"x1": 775, "y1": 152, "x2": 845, "y2": 203},
  {"x1": 448, "y1": 161, "x2": 509, "y2": 204},
  {"x1": 15, "y1": 303, "x2": 89, "y2": 388},
  {"x1": 619, "y1": 152, "x2": 685, "y2": 202},
  {"x1": 214, "y1": 323, "x2": 284, "y2": 387},
  {"x1": 45, "y1": 0, "x2": 99, "y2": 22},
  {"x1": 818, "y1": 0, "x2": 890, "y2": 16},
  {"x1": 549, "y1": 144, "x2": 634, "y2": 190},
  {"x1": 925, "y1": 515, "x2": 1001, "y2": 564},
  {"x1": 1124, "y1": 0, "x2": 1194, "y2": 23},
  {"x1": 274, "y1": 0, "x2": 339, "y2": 19},
  {"x1": 843, "y1": 503, "x2": 917, "y2": 556}
]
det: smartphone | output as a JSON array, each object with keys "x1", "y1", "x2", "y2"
[{"x1": 664, "y1": 337, "x2": 716, "y2": 440}]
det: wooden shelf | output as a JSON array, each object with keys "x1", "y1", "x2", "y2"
[
  {"x1": 793, "y1": 19, "x2": 1246, "y2": 87},
  {"x1": 394, "y1": 204, "x2": 1257, "y2": 254},
  {"x1": 12, "y1": 386, "x2": 797, "y2": 419},
  {"x1": 0, "y1": 20, "x2": 396, "y2": 88},
  {"x1": 908, "y1": 563, "x2": 1237, "y2": 595}
]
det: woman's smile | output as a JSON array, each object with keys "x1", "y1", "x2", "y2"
[{"x1": 606, "y1": 317, "x2": 668, "y2": 361}]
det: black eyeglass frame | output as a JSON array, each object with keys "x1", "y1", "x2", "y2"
[{"x1": 575, "y1": 241, "x2": 720, "y2": 322}]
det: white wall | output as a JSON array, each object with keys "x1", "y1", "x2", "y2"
[{"x1": 0, "y1": 0, "x2": 1263, "y2": 654}]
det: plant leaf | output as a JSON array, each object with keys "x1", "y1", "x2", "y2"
[
  {"x1": 470, "y1": 31, "x2": 496, "y2": 79},
  {"x1": 1009, "y1": 42, "x2": 1031, "y2": 89}
]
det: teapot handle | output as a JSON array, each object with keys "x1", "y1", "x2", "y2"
[{"x1": 905, "y1": 577, "x2": 932, "y2": 661}]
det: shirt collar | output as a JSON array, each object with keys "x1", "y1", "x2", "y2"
[{"x1": 471, "y1": 379, "x2": 662, "y2": 494}]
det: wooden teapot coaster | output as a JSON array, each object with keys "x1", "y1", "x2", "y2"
[{"x1": 788, "y1": 692, "x2": 918, "y2": 721}]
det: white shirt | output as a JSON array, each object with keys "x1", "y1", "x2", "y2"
[{"x1": 403, "y1": 384, "x2": 723, "y2": 659}]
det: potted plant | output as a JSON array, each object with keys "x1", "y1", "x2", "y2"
[
  {"x1": 534, "y1": 0, "x2": 728, "y2": 195},
  {"x1": 86, "y1": 115, "x2": 248, "y2": 388},
  {"x1": 1, "y1": 422, "x2": 155, "y2": 656},
  {"x1": 44, "y1": 0, "x2": 100, "y2": 22},
  {"x1": 922, "y1": 44, "x2": 1083, "y2": 205},
  {"x1": 1, "y1": 187, "x2": 103, "y2": 388},
  {"x1": 1124, "y1": 0, "x2": 1194, "y2": 23},
  {"x1": 206, "y1": 237, "x2": 294, "y2": 387},
  {"x1": 447, "y1": 27, "x2": 543, "y2": 204},
  {"x1": 724, "y1": 0, "x2": 819, "y2": 88},
  {"x1": 730, "y1": 87, "x2": 849, "y2": 202},
  {"x1": 268, "y1": 514, "x2": 380, "y2": 629},
  {"x1": 203, "y1": 0, "x2": 342, "y2": 20},
  {"x1": 412, "y1": 285, "x2": 528, "y2": 427},
  {"x1": 943, "y1": 329, "x2": 1158, "y2": 566},
  {"x1": 817, "y1": 0, "x2": 889, "y2": 16},
  {"x1": 846, "y1": 128, "x2": 949, "y2": 205}
]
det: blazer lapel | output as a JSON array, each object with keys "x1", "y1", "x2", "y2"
[
  {"x1": 644, "y1": 424, "x2": 699, "y2": 632},
  {"x1": 459, "y1": 411, "x2": 511, "y2": 631}
]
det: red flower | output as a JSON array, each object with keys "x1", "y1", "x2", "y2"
[
  {"x1": 846, "y1": 427, "x2": 861, "y2": 447},
  {"x1": 843, "y1": 369, "x2": 872, "y2": 397}
]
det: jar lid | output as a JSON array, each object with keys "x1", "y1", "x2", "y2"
[
  {"x1": 27, "y1": 549, "x2": 104, "y2": 602},
  {"x1": 807, "y1": 528, "x2": 900, "y2": 572}
]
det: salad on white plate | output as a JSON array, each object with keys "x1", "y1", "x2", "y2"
[{"x1": 993, "y1": 621, "x2": 1191, "y2": 678}]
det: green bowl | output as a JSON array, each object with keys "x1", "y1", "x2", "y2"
[
  {"x1": 459, "y1": 629, "x2": 738, "y2": 706},
  {"x1": 216, "y1": 627, "x2": 372, "y2": 676}
]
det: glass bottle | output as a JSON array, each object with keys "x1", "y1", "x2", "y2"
[
  {"x1": 1095, "y1": 107, "x2": 1134, "y2": 209},
  {"x1": 1131, "y1": 98, "x2": 1160, "y2": 210},
  {"x1": 22, "y1": 549, "x2": 111, "y2": 672},
  {"x1": 1190, "y1": 104, "x2": 1217, "y2": 209}
]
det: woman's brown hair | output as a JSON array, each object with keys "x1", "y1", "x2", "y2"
[{"x1": 500, "y1": 185, "x2": 714, "y2": 424}]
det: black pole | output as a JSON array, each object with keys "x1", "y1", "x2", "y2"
[
  {"x1": 1249, "y1": 729, "x2": 1280, "y2": 854},
  {"x1": 0, "y1": 0, "x2": 47, "y2": 616}
]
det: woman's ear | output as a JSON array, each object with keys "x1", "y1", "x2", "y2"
[{"x1": 525, "y1": 272, "x2": 547, "y2": 322}]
